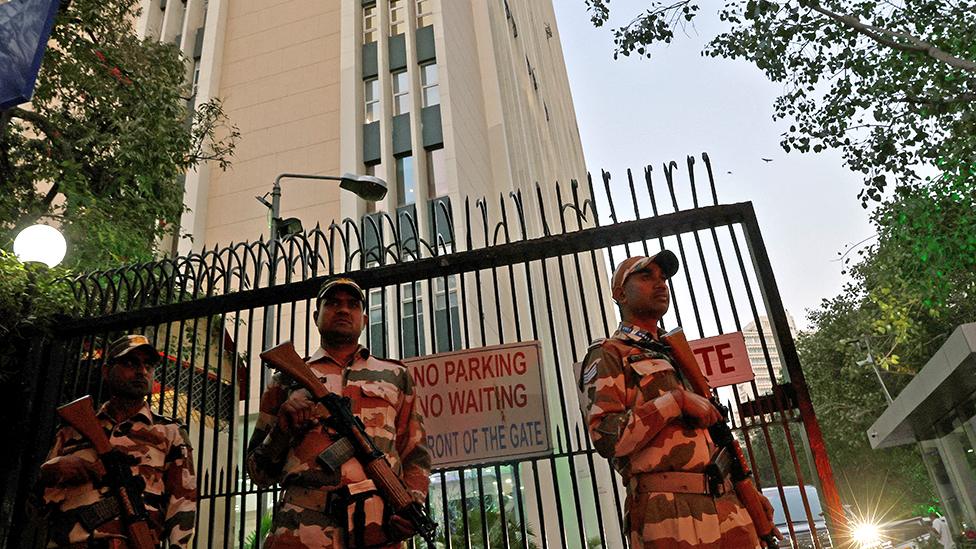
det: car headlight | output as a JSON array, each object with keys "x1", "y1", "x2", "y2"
[{"x1": 851, "y1": 521, "x2": 882, "y2": 548}]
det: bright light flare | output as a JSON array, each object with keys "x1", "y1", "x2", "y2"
[
  {"x1": 841, "y1": 470, "x2": 902, "y2": 549},
  {"x1": 851, "y1": 521, "x2": 882, "y2": 548}
]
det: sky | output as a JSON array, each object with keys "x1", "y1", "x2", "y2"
[{"x1": 551, "y1": 1, "x2": 875, "y2": 330}]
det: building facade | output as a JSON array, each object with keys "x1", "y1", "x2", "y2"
[
  {"x1": 136, "y1": 0, "x2": 586, "y2": 255},
  {"x1": 134, "y1": 1, "x2": 610, "y2": 546},
  {"x1": 743, "y1": 312, "x2": 797, "y2": 397}
]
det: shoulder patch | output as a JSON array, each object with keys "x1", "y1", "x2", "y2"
[
  {"x1": 581, "y1": 357, "x2": 600, "y2": 385},
  {"x1": 151, "y1": 411, "x2": 180, "y2": 425},
  {"x1": 587, "y1": 338, "x2": 607, "y2": 351}
]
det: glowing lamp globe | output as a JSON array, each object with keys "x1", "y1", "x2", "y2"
[{"x1": 14, "y1": 224, "x2": 67, "y2": 268}]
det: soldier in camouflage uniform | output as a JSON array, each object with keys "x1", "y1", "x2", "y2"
[
  {"x1": 246, "y1": 277, "x2": 431, "y2": 549},
  {"x1": 579, "y1": 252, "x2": 777, "y2": 548},
  {"x1": 39, "y1": 334, "x2": 197, "y2": 548}
]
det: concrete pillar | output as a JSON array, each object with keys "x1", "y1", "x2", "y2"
[
  {"x1": 919, "y1": 440, "x2": 962, "y2": 536},
  {"x1": 935, "y1": 431, "x2": 976, "y2": 531}
]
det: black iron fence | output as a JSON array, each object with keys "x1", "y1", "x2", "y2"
[{"x1": 2, "y1": 154, "x2": 844, "y2": 549}]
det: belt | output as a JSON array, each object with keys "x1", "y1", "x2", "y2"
[
  {"x1": 631, "y1": 471, "x2": 733, "y2": 496},
  {"x1": 282, "y1": 486, "x2": 332, "y2": 512}
]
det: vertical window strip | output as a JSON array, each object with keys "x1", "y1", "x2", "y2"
[
  {"x1": 416, "y1": 0, "x2": 434, "y2": 27},
  {"x1": 389, "y1": 0, "x2": 406, "y2": 36},
  {"x1": 364, "y1": 78, "x2": 379, "y2": 123},
  {"x1": 397, "y1": 155, "x2": 416, "y2": 206},
  {"x1": 434, "y1": 276, "x2": 460, "y2": 353},
  {"x1": 400, "y1": 281, "x2": 425, "y2": 358},
  {"x1": 426, "y1": 148, "x2": 447, "y2": 198},
  {"x1": 420, "y1": 63, "x2": 439, "y2": 107},
  {"x1": 368, "y1": 285, "x2": 386, "y2": 356},
  {"x1": 191, "y1": 59, "x2": 201, "y2": 97},
  {"x1": 392, "y1": 71, "x2": 411, "y2": 115},
  {"x1": 363, "y1": 4, "x2": 377, "y2": 44}
]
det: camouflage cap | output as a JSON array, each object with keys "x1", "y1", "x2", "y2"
[
  {"x1": 107, "y1": 334, "x2": 160, "y2": 364},
  {"x1": 611, "y1": 250, "x2": 680, "y2": 293},
  {"x1": 316, "y1": 277, "x2": 366, "y2": 309}
]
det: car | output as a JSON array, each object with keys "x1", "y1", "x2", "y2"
[{"x1": 763, "y1": 485, "x2": 834, "y2": 548}]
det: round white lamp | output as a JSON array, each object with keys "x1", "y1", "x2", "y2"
[{"x1": 14, "y1": 224, "x2": 67, "y2": 268}]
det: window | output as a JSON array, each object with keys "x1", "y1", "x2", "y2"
[
  {"x1": 416, "y1": 0, "x2": 434, "y2": 27},
  {"x1": 191, "y1": 59, "x2": 201, "y2": 96},
  {"x1": 389, "y1": 0, "x2": 406, "y2": 35},
  {"x1": 368, "y1": 286, "x2": 386, "y2": 356},
  {"x1": 392, "y1": 71, "x2": 411, "y2": 115},
  {"x1": 434, "y1": 276, "x2": 460, "y2": 353},
  {"x1": 396, "y1": 155, "x2": 416, "y2": 206},
  {"x1": 363, "y1": 4, "x2": 377, "y2": 43},
  {"x1": 503, "y1": 0, "x2": 517, "y2": 37},
  {"x1": 364, "y1": 78, "x2": 379, "y2": 123},
  {"x1": 420, "y1": 63, "x2": 439, "y2": 107},
  {"x1": 425, "y1": 147, "x2": 447, "y2": 197},
  {"x1": 525, "y1": 56, "x2": 537, "y2": 90},
  {"x1": 400, "y1": 282, "x2": 425, "y2": 358}
]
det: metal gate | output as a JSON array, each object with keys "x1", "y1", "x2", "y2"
[{"x1": 2, "y1": 154, "x2": 845, "y2": 549}]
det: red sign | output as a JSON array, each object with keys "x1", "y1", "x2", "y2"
[{"x1": 688, "y1": 332, "x2": 754, "y2": 388}]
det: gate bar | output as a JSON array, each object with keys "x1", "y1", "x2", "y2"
[
  {"x1": 740, "y1": 208, "x2": 849, "y2": 540},
  {"x1": 58, "y1": 203, "x2": 749, "y2": 336}
]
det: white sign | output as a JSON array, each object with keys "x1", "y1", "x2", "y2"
[
  {"x1": 689, "y1": 332, "x2": 754, "y2": 388},
  {"x1": 404, "y1": 341, "x2": 551, "y2": 468}
]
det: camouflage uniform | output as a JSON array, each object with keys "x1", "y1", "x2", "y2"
[
  {"x1": 40, "y1": 401, "x2": 197, "y2": 548},
  {"x1": 246, "y1": 345, "x2": 431, "y2": 549},
  {"x1": 581, "y1": 323, "x2": 761, "y2": 548}
]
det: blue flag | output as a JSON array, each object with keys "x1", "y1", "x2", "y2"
[{"x1": 0, "y1": 0, "x2": 61, "y2": 110}]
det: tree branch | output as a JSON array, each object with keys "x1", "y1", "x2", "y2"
[
  {"x1": 898, "y1": 92, "x2": 976, "y2": 106},
  {"x1": 802, "y1": 1, "x2": 976, "y2": 73},
  {"x1": 7, "y1": 107, "x2": 76, "y2": 165},
  {"x1": 0, "y1": 109, "x2": 12, "y2": 134},
  {"x1": 620, "y1": 1, "x2": 691, "y2": 34},
  {"x1": 41, "y1": 181, "x2": 61, "y2": 207}
]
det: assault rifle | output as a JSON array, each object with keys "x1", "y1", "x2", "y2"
[
  {"x1": 661, "y1": 328, "x2": 781, "y2": 549},
  {"x1": 260, "y1": 341, "x2": 437, "y2": 548},
  {"x1": 56, "y1": 395, "x2": 156, "y2": 549}
]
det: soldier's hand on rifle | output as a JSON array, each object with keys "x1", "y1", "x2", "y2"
[
  {"x1": 388, "y1": 514, "x2": 416, "y2": 540},
  {"x1": 40, "y1": 455, "x2": 105, "y2": 486},
  {"x1": 278, "y1": 390, "x2": 318, "y2": 434},
  {"x1": 669, "y1": 389, "x2": 722, "y2": 427}
]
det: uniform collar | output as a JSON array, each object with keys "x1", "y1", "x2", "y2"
[
  {"x1": 615, "y1": 322, "x2": 659, "y2": 343},
  {"x1": 307, "y1": 345, "x2": 370, "y2": 366},
  {"x1": 97, "y1": 399, "x2": 154, "y2": 425}
]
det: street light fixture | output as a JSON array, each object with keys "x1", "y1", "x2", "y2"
[
  {"x1": 13, "y1": 224, "x2": 66, "y2": 268},
  {"x1": 842, "y1": 336, "x2": 893, "y2": 403},
  {"x1": 255, "y1": 172, "x2": 388, "y2": 241}
]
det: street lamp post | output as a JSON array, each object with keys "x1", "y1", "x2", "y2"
[
  {"x1": 255, "y1": 171, "x2": 387, "y2": 351},
  {"x1": 843, "y1": 336, "x2": 893, "y2": 404},
  {"x1": 252, "y1": 172, "x2": 386, "y2": 545},
  {"x1": 257, "y1": 172, "x2": 388, "y2": 241},
  {"x1": 858, "y1": 336, "x2": 893, "y2": 404}
]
